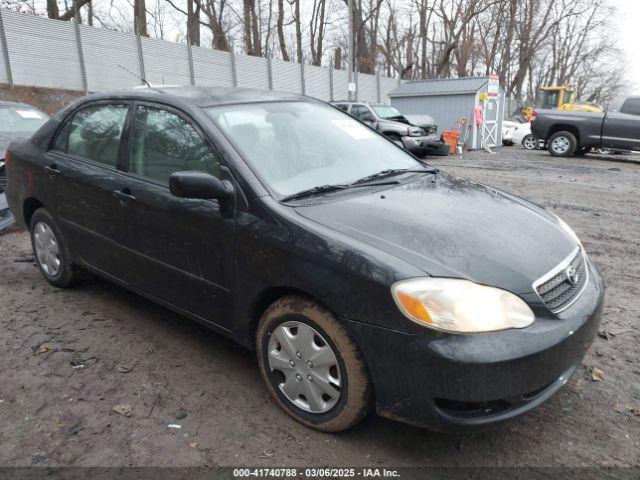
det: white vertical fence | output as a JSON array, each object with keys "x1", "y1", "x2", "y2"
[{"x1": 0, "y1": 9, "x2": 399, "y2": 103}]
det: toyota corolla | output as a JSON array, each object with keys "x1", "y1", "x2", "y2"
[{"x1": 4, "y1": 87, "x2": 604, "y2": 432}]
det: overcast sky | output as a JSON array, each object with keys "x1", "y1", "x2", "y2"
[{"x1": 619, "y1": 0, "x2": 640, "y2": 93}]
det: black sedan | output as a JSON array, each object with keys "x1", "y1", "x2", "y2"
[{"x1": 4, "y1": 87, "x2": 604, "y2": 432}]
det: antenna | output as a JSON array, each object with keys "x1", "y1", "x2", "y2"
[{"x1": 118, "y1": 64, "x2": 151, "y2": 88}]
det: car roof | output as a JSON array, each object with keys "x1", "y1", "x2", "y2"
[
  {"x1": 0, "y1": 100, "x2": 43, "y2": 110},
  {"x1": 81, "y1": 86, "x2": 310, "y2": 109}
]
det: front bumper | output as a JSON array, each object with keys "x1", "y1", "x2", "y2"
[
  {"x1": 401, "y1": 135, "x2": 449, "y2": 156},
  {"x1": 343, "y1": 261, "x2": 604, "y2": 432}
]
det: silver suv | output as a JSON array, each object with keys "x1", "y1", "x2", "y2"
[{"x1": 331, "y1": 101, "x2": 448, "y2": 156}]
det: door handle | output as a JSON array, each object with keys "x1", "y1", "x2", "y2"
[
  {"x1": 45, "y1": 164, "x2": 60, "y2": 177},
  {"x1": 113, "y1": 188, "x2": 136, "y2": 206}
]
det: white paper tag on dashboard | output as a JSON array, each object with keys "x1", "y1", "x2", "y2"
[
  {"x1": 16, "y1": 109, "x2": 44, "y2": 119},
  {"x1": 332, "y1": 119, "x2": 375, "y2": 140}
]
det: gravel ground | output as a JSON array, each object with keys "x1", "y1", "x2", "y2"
[{"x1": 0, "y1": 147, "x2": 638, "y2": 468}]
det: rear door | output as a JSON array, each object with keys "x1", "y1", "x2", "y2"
[
  {"x1": 602, "y1": 98, "x2": 640, "y2": 150},
  {"x1": 119, "y1": 102, "x2": 235, "y2": 328},
  {"x1": 47, "y1": 101, "x2": 141, "y2": 282}
]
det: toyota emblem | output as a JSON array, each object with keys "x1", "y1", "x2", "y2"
[{"x1": 565, "y1": 266, "x2": 579, "y2": 285}]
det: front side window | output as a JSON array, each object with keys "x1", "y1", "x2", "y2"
[
  {"x1": 55, "y1": 104, "x2": 128, "y2": 168},
  {"x1": 128, "y1": 106, "x2": 221, "y2": 184},
  {"x1": 207, "y1": 101, "x2": 421, "y2": 197},
  {"x1": 621, "y1": 98, "x2": 640, "y2": 116}
]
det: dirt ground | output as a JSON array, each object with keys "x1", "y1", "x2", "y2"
[{"x1": 0, "y1": 147, "x2": 638, "y2": 468}]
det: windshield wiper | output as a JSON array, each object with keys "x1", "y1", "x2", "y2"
[
  {"x1": 281, "y1": 184, "x2": 349, "y2": 202},
  {"x1": 350, "y1": 167, "x2": 438, "y2": 186},
  {"x1": 281, "y1": 178, "x2": 408, "y2": 202}
]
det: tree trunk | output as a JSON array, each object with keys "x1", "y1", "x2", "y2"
[
  {"x1": 187, "y1": 0, "x2": 201, "y2": 46},
  {"x1": 47, "y1": 0, "x2": 59, "y2": 19},
  {"x1": 134, "y1": 0, "x2": 148, "y2": 37},
  {"x1": 276, "y1": 0, "x2": 289, "y2": 61}
]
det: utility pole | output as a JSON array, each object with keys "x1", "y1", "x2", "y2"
[{"x1": 347, "y1": 0, "x2": 355, "y2": 101}]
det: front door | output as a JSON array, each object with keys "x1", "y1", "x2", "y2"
[
  {"x1": 120, "y1": 103, "x2": 235, "y2": 329},
  {"x1": 47, "y1": 102, "x2": 141, "y2": 283},
  {"x1": 602, "y1": 98, "x2": 640, "y2": 151}
]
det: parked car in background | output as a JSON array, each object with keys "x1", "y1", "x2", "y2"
[
  {"x1": 331, "y1": 101, "x2": 449, "y2": 156},
  {"x1": 503, "y1": 121, "x2": 539, "y2": 150},
  {"x1": 0, "y1": 101, "x2": 49, "y2": 193},
  {"x1": 532, "y1": 95, "x2": 640, "y2": 157},
  {"x1": 502, "y1": 120, "x2": 521, "y2": 146},
  {"x1": 6, "y1": 87, "x2": 603, "y2": 433}
]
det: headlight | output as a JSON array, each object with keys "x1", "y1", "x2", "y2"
[
  {"x1": 408, "y1": 127, "x2": 424, "y2": 137},
  {"x1": 391, "y1": 278, "x2": 535, "y2": 333}
]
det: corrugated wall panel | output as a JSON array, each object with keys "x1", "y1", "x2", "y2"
[
  {"x1": 81, "y1": 25, "x2": 140, "y2": 91},
  {"x1": 3, "y1": 11, "x2": 83, "y2": 90},
  {"x1": 271, "y1": 59, "x2": 301, "y2": 94},
  {"x1": 235, "y1": 55, "x2": 269, "y2": 90},
  {"x1": 358, "y1": 73, "x2": 377, "y2": 102},
  {"x1": 192, "y1": 46, "x2": 233, "y2": 87},
  {"x1": 304, "y1": 64, "x2": 331, "y2": 101},
  {"x1": 0, "y1": 12, "x2": 7, "y2": 84},
  {"x1": 332, "y1": 69, "x2": 349, "y2": 102},
  {"x1": 141, "y1": 36, "x2": 191, "y2": 86}
]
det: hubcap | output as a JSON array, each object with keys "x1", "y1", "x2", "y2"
[
  {"x1": 33, "y1": 222, "x2": 61, "y2": 276},
  {"x1": 551, "y1": 136, "x2": 570, "y2": 153},
  {"x1": 267, "y1": 321, "x2": 341, "y2": 413},
  {"x1": 523, "y1": 136, "x2": 536, "y2": 149}
]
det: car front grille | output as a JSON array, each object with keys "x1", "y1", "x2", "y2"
[{"x1": 534, "y1": 247, "x2": 588, "y2": 313}]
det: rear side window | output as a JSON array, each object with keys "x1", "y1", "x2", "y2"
[
  {"x1": 620, "y1": 98, "x2": 640, "y2": 116},
  {"x1": 351, "y1": 104, "x2": 372, "y2": 120},
  {"x1": 53, "y1": 104, "x2": 128, "y2": 168},
  {"x1": 333, "y1": 103, "x2": 348, "y2": 112},
  {"x1": 128, "y1": 105, "x2": 221, "y2": 185}
]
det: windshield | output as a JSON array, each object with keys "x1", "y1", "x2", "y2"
[
  {"x1": 0, "y1": 106, "x2": 48, "y2": 133},
  {"x1": 206, "y1": 101, "x2": 422, "y2": 197},
  {"x1": 371, "y1": 105, "x2": 403, "y2": 119}
]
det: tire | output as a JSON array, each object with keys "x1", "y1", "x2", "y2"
[
  {"x1": 29, "y1": 208, "x2": 84, "y2": 288},
  {"x1": 574, "y1": 146, "x2": 591, "y2": 156},
  {"x1": 548, "y1": 131, "x2": 577, "y2": 157},
  {"x1": 256, "y1": 295, "x2": 372, "y2": 432},
  {"x1": 522, "y1": 134, "x2": 538, "y2": 150}
]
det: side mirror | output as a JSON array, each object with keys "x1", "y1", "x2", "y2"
[{"x1": 169, "y1": 171, "x2": 233, "y2": 200}]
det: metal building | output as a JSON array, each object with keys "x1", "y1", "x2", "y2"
[{"x1": 388, "y1": 76, "x2": 506, "y2": 150}]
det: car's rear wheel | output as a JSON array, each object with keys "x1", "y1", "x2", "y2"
[
  {"x1": 522, "y1": 134, "x2": 538, "y2": 150},
  {"x1": 548, "y1": 131, "x2": 577, "y2": 157},
  {"x1": 30, "y1": 208, "x2": 83, "y2": 288},
  {"x1": 256, "y1": 295, "x2": 372, "y2": 432}
]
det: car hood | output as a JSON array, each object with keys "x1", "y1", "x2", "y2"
[
  {"x1": 405, "y1": 114, "x2": 436, "y2": 128},
  {"x1": 294, "y1": 174, "x2": 577, "y2": 294}
]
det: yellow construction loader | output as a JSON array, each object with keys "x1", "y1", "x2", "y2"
[{"x1": 522, "y1": 86, "x2": 601, "y2": 120}]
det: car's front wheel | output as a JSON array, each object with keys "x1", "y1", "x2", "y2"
[
  {"x1": 256, "y1": 295, "x2": 372, "y2": 432},
  {"x1": 548, "y1": 131, "x2": 577, "y2": 157},
  {"x1": 30, "y1": 208, "x2": 83, "y2": 288}
]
